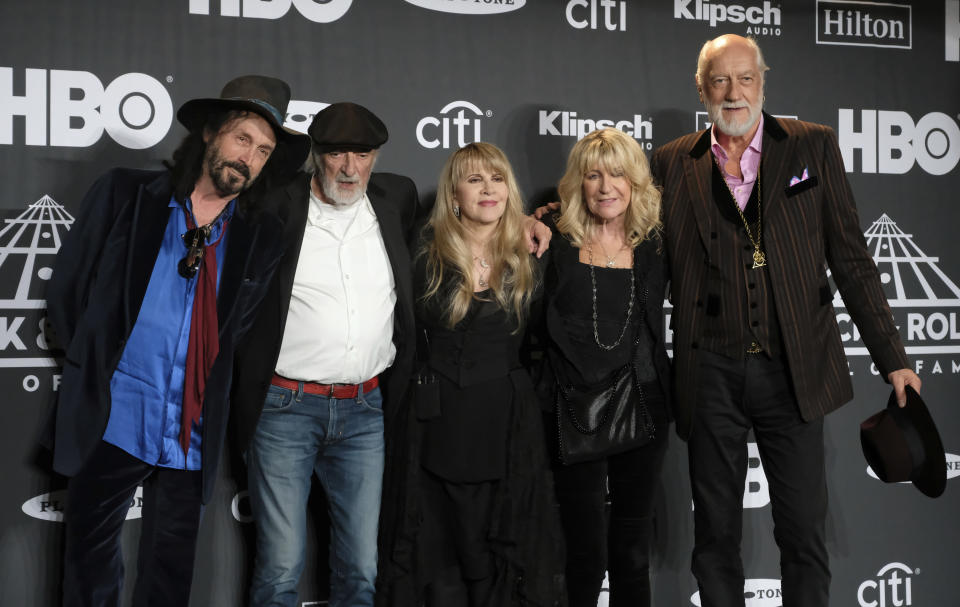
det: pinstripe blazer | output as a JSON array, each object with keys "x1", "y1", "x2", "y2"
[{"x1": 650, "y1": 113, "x2": 908, "y2": 440}]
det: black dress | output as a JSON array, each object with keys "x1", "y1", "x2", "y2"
[{"x1": 377, "y1": 256, "x2": 566, "y2": 607}]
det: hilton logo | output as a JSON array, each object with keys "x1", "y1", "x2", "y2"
[
  {"x1": 282, "y1": 99, "x2": 329, "y2": 135},
  {"x1": 816, "y1": 1, "x2": 911, "y2": 49}
]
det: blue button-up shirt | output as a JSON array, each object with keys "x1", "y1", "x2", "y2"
[{"x1": 102, "y1": 196, "x2": 234, "y2": 470}]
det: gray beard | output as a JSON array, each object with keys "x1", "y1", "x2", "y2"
[
  {"x1": 707, "y1": 100, "x2": 762, "y2": 137},
  {"x1": 321, "y1": 175, "x2": 364, "y2": 206}
]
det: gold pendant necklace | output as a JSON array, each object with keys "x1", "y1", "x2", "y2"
[{"x1": 717, "y1": 158, "x2": 766, "y2": 269}]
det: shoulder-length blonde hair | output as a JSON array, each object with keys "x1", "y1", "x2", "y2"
[
  {"x1": 556, "y1": 127, "x2": 662, "y2": 248},
  {"x1": 421, "y1": 142, "x2": 536, "y2": 329}
]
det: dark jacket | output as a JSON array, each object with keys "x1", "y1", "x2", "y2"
[
  {"x1": 650, "y1": 113, "x2": 909, "y2": 439},
  {"x1": 45, "y1": 168, "x2": 286, "y2": 503},
  {"x1": 230, "y1": 171, "x2": 420, "y2": 453}
]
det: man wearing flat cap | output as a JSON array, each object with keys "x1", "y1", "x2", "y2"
[
  {"x1": 231, "y1": 101, "x2": 420, "y2": 607},
  {"x1": 45, "y1": 75, "x2": 310, "y2": 606}
]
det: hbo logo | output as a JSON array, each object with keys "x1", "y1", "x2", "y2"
[
  {"x1": 839, "y1": 109, "x2": 960, "y2": 175},
  {"x1": 189, "y1": 0, "x2": 352, "y2": 22},
  {"x1": 1, "y1": 68, "x2": 173, "y2": 149}
]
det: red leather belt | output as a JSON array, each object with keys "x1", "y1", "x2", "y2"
[{"x1": 270, "y1": 374, "x2": 378, "y2": 399}]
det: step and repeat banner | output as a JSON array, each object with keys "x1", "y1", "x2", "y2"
[{"x1": 1, "y1": 1, "x2": 958, "y2": 606}]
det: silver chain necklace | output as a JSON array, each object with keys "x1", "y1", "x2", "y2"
[{"x1": 587, "y1": 246, "x2": 635, "y2": 351}]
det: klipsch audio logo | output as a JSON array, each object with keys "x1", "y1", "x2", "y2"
[
  {"x1": 948, "y1": 1, "x2": 960, "y2": 61},
  {"x1": 416, "y1": 101, "x2": 490, "y2": 149},
  {"x1": 858, "y1": 562, "x2": 917, "y2": 607},
  {"x1": 1, "y1": 68, "x2": 173, "y2": 149},
  {"x1": 539, "y1": 109, "x2": 653, "y2": 148},
  {"x1": 566, "y1": 0, "x2": 626, "y2": 31},
  {"x1": 283, "y1": 99, "x2": 329, "y2": 135},
  {"x1": 674, "y1": 0, "x2": 781, "y2": 36},
  {"x1": 832, "y1": 214, "x2": 960, "y2": 378},
  {"x1": 22, "y1": 487, "x2": 144, "y2": 522},
  {"x1": 189, "y1": 0, "x2": 352, "y2": 22},
  {"x1": 839, "y1": 109, "x2": 960, "y2": 175},
  {"x1": 0, "y1": 196, "x2": 71, "y2": 393},
  {"x1": 404, "y1": 0, "x2": 525, "y2": 14},
  {"x1": 816, "y1": 1, "x2": 911, "y2": 49},
  {"x1": 692, "y1": 579, "x2": 782, "y2": 606}
]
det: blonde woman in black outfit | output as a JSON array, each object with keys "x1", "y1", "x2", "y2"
[
  {"x1": 537, "y1": 128, "x2": 672, "y2": 607},
  {"x1": 378, "y1": 142, "x2": 565, "y2": 607}
]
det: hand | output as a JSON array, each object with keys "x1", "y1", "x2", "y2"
[
  {"x1": 532, "y1": 201, "x2": 561, "y2": 220},
  {"x1": 523, "y1": 215, "x2": 552, "y2": 258},
  {"x1": 887, "y1": 368, "x2": 921, "y2": 407}
]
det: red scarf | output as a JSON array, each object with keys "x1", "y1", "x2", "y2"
[{"x1": 180, "y1": 211, "x2": 228, "y2": 456}]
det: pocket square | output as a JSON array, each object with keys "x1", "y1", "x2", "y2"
[
  {"x1": 789, "y1": 168, "x2": 810, "y2": 187},
  {"x1": 784, "y1": 174, "x2": 819, "y2": 197}
]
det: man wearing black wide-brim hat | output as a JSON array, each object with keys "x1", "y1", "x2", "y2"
[
  {"x1": 44, "y1": 75, "x2": 310, "y2": 607},
  {"x1": 231, "y1": 102, "x2": 420, "y2": 606}
]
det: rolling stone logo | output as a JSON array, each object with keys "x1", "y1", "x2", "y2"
[
  {"x1": 868, "y1": 452, "x2": 960, "y2": 485},
  {"x1": 283, "y1": 99, "x2": 329, "y2": 134},
  {"x1": 691, "y1": 579, "x2": 782, "y2": 606},
  {"x1": 404, "y1": 0, "x2": 525, "y2": 14}
]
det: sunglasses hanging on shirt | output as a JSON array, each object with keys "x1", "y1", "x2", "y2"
[{"x1": 178, "y1": 225, "x2": 212, "y2": 279}]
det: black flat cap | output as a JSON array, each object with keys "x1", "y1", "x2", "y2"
[{"x1": 308, "y1": 102, "x2": 388, "y2": 153}]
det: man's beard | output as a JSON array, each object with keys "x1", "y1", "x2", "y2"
[
  {"x1": 321, "y1": 172, "x2": 364, "y2": 206},
  {"x1": 204, "y1": 141, "x2": 253, "y2": 197},
  {"x1": 706, "y1": 97, "x2": 762, "y2": 137}
]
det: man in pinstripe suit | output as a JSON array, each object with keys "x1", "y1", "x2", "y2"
[{"x1": 650, "y1": 34, "x2": 920, "y2": 607}]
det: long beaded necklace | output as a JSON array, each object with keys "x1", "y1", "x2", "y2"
[
  {"x1": 716, "y1": 158, "x2": 766, "y2": 269},
  {"x1": 586, "y1": 246, "x2": 635, "y2": 351},
  {"x1": 474, "y1": 255, "x2": 490, "y2": 288}
]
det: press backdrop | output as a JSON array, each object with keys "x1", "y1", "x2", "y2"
[{"x1": 1, "y1": 1, "x2": 958, "y2": 606}]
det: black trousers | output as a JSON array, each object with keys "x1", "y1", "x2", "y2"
[
  {"x1": 689, "y1": 350, "x2": 830, "y2": 607},
  {"x1": 62, "y1": 440, "x2": 204, "y2": 607},
  {"x1": 549, "y1": 417, "x2": 669, "y2": 607}
]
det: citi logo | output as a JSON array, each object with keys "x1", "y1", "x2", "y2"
[
  {"x1": 948, "y1": 1, "x2": 960, "y2": 62},
  {"x1": 416, "y1": 100, "x2": 489, "y2": 149},
  {"x1": 674, "y1": 0, "x2": 781, "y2": 36},
  {"x1": 539, "y1": 110, "x2": 653, "y2": 148},
  {"x1": 21, "y1": 487, "x2": 144, "y2": 522},
  {"x1": 838, "y1": 109, "x2": 960, "y2": 175},
  {"x1": 1, "y1": 68, "x2": 173, "y2": 149},
  {"x1": 692, "y1": 579, "x2": 782, "y2": 606},
  {"x1": 188, "y1": 0, "x2": 352, "y2": 22},
  {"x1": 816, "y1": 1, "x2": 911, "y2": 49},
  {"x1": 403, "y1": 0, "x2": 525, "y2": 14},
  {"x1": 566, "y1": 0, "x2": 626, "y2": 31},
  {"x1": 858, "y1": 562, "x2": 917, "y2": 607},
  {"x1": 283, "y1": 99, "x2": 329, "y2": 135},
  {"x1": 869, "y1": 452, "x2": 960, "y2": 482}
]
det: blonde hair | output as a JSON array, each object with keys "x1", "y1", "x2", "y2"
[
  {"x1": 556, "y1": 128, "x2": 662, "y2": 248},
  {"x1": 421, "y1": 142, "x2": 536, "y2": 329}
]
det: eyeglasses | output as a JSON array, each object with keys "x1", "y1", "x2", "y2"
[{"x1": 178, "y1": 226, "x2": 211, "y2": 279}]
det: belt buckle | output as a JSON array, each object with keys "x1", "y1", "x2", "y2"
[{"x1": 747, "y1": 341, "x2": 763, "y2": 355}]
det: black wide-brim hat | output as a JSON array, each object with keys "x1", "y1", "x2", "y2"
[
  {"x1": 860, "y1": 385, "x2": 946, "y2": 498},
  {"x1": 308, "y1": 102, "x2": 388, "y2": 153},
  {"x1": 176, "y1": 74, "x2": 311, "y2": 173}
]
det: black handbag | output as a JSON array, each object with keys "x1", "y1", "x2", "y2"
[
  {"x1": 555, "y1": 359, "x2": 656, "y2": 464},
  {"x1": 554, "y1": 284, "x2": 656, "y2": 465}
]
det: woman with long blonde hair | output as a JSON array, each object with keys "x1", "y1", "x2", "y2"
[
  {"x1": 378, "y1": 142, "x2": 565, "y2": 607},
  {"x1": 537, "y1": 128, "x2": 672, "y2": 607}
]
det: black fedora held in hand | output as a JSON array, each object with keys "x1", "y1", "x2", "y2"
[
  {"x1": 176, "y1": 74, "x2": 310, "y2": 170},
  {"x1": 860, "y1": 385, "x2": 946, "y2": 498}
]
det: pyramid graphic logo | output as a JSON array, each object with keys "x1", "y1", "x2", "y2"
[
  {"x1": 833, "y1": 213, "x2": 960, "y2": 357},
  {"x1": 0, "y1": 195, "x2": 74, "y2": 368}
]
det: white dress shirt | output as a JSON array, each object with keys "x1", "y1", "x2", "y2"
[{"x1": 274, "y1": 187, "x2": 397, "y2": 384}]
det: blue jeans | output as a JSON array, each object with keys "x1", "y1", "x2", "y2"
[{"x1": 247, "y1": 383, "x2": 385, "y2": 607}]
